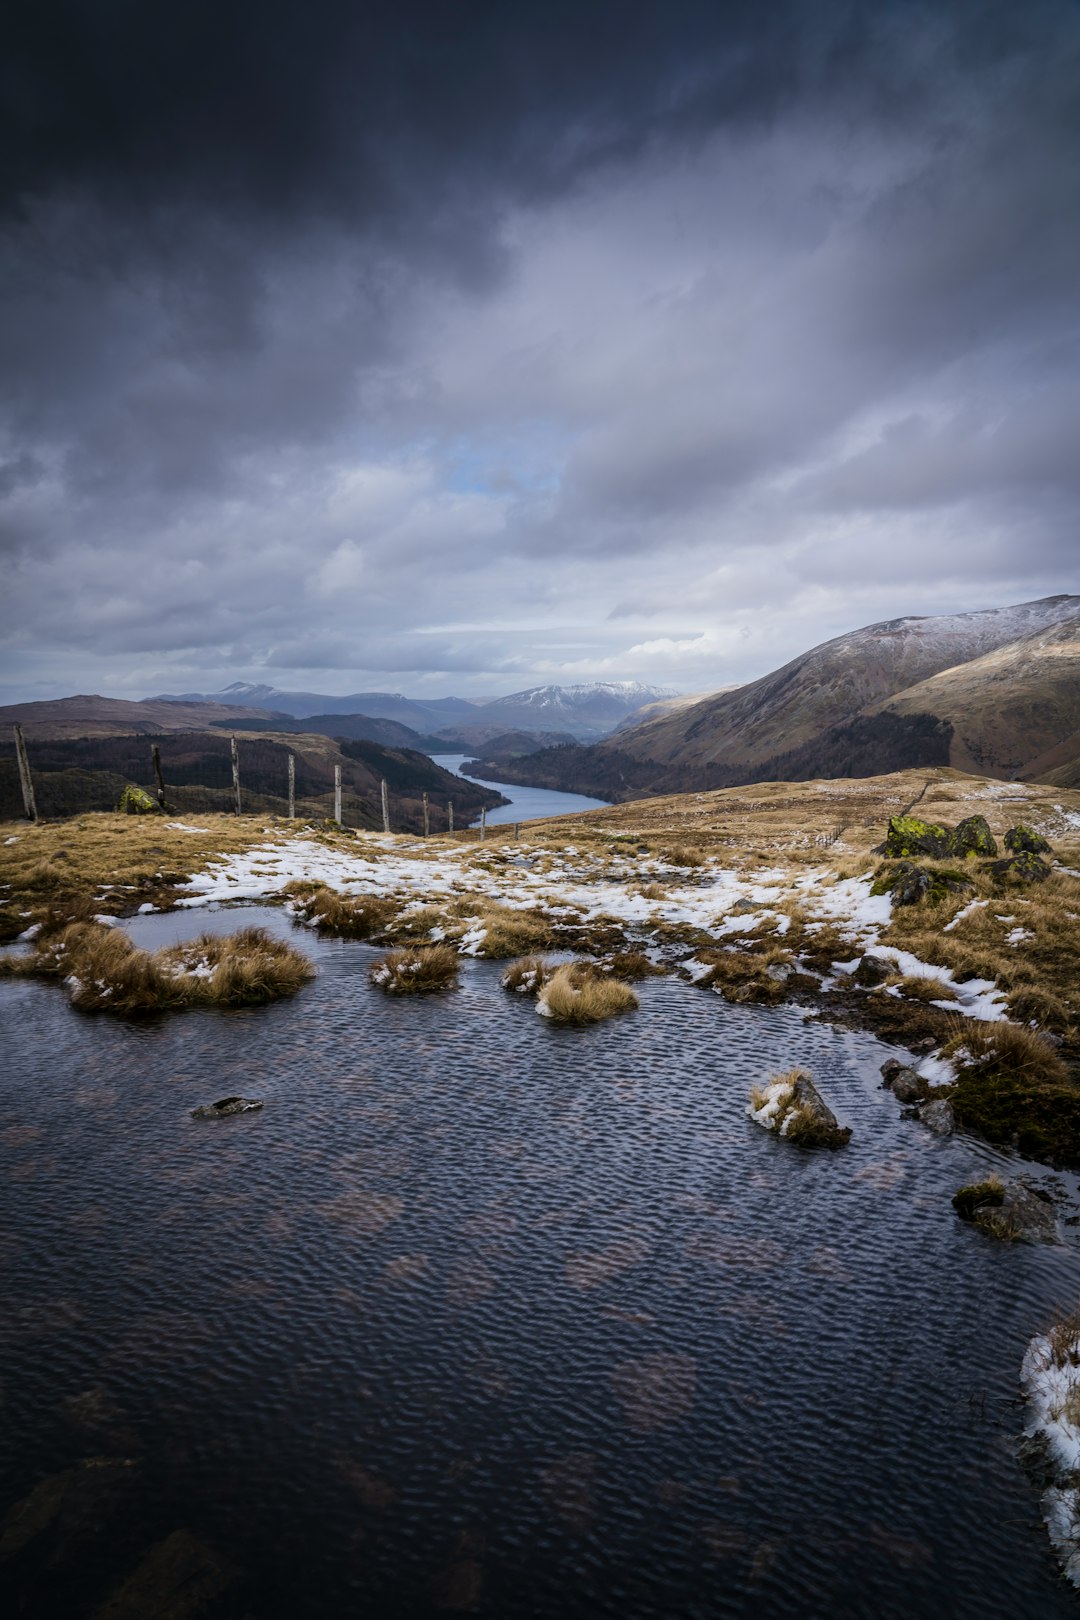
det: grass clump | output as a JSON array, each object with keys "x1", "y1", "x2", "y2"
[
  {"x1": 891, "y1": 974, "x2": 957, "y2": 1004},
  {"x1": 944, "y1": 1019, "x2": 1080, "y2": 1165},
  {"x1": 288, "y1": 883, "x2": 399, "y2": 939},
  {"x1": 701, "y1": 948, "x2": 790, "y2": 1005},
  {"x1": 952, "y1": 1176, "x2": 1005, "y2": 1220},
  {"x1": 470, "y1": 905, "x2": 554, "y2": 959},
  {"x1": 1, "y1": 920, "x2": 314, "y2": 1013},
  {"x1": 600, "y1": 950, "x2": 664, "y2": 981},
  {"x1": 369, "y1": 944, "x2": 459, "y2": 995},
  {"x1": 667, "y1": 845, "x2": 706, "y2": 868},
  {"x1": 501, "y1": 955, "x2": 552, "y2": 996},
  {"x1": 944, "y1": 1020, "x2": 1068, "y2": 1085},
  {"x1": 536, "y1": 962, "x2": 639, "y2": 1024}
]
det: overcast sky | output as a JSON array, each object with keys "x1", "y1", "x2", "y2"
[{"x1": 2, "y1": 0, "x2": 1078, "y2": 704}]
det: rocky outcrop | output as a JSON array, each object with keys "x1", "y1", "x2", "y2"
[
  {"x1": 1006, "y1": 823, "x2": 1052, "y2": 855},
  {"x1": 988, "y1": 851, "x2": 1052, "y2": 884},
  {"x1": 190, "y1": 1096, "x2": 264, "y2": 1119}
]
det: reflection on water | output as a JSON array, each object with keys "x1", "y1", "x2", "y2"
[{"x1": 1, "y1": 906, "x2": 1077, "y2": 1618}]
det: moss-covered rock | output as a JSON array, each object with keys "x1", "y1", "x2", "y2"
[
  {"x1": 950, "y1": 814, "x2": 997, "y2": 859},
  {"x1": 1004, "y1": 823, "x2": 1052, "y2": 855},
  {"x1": 883, "y1": 815, "x2": 952, "y2": 859},
  {"x1": 952, "y1": 1179, "x2": 1005, "y2": 1220},
  {"x1": 988, "y1": 851, "x2": 1051, "y2": 885},
  {"x1": 116, "y1": 784, "x2": 160, "y2": 815},
  {"x1": 871, "y1": 859, "x2": 973, "y2": 906}
]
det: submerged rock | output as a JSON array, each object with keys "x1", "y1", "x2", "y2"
[
  {"x1": 1005, "y1": 823, "x2": 1052, "y2": 855},
  {"x1": 190, "y1": 1096, "x2": 264, "y2": 1120},
  {"x1": 90, "y1": 1528, "x2": 239, "y2": 1620},
  {"x1": 988, "y1": 851, "x2": 1051, "y2": 884},
  {"x1": 969, "y1": 1181, "x2": 1059, "y2": 1244}
]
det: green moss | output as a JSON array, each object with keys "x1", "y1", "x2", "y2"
[
  {"x1": 116, "y1": 784, "x2": 160, "y2": 815},
  {"x1": 883, "y1": 815, "x2": 952, "y2": 859},
  {"x1": 952, "y1": 1179, "x2": 1005, "y2": 1219},
  {"x1": 1004, "y1": 823, "x2": 1052, "y2": 856},
  {"x1": 950, "y1": 815, "x2": 998, "y2": 859},
  {"x1": 950, "y1": 1071, "x2": 1080, "y2": 1167}
]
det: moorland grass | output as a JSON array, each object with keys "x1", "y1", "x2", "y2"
[
  {"x1": 369, "y1": 944, "x2": 459, "y2": 995},
  {"x1": 536, "y1": 962, "x2": 639, "y2": 1024}
]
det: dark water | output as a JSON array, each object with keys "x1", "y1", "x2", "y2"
[{"x1": 2, "y1": 906, "x2": 1077, "y2": 1618}]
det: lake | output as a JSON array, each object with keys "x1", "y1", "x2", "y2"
[
  {"x1": 429, "y1": 754, "x2": 609, "y2": 826},
  {"x1": 1, "y1": 903, "x2": 1076, "y2": 1618}
]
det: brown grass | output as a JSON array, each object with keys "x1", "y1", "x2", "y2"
[
  {"x1": 1, "y1": 920, "x2": 314, "y2": 1013},
  {"x1": 369, "y1": 944, "x2": 459, "y2": 995},
  {"x1": 944, "y1": 1019, "x2": 1068, "y2": 1084},
  {"x1": 636, "y1": 882, "x2": 667, "y2": 901},
  {"x1": 600, "y1": 950, "x2": 664, "y2": 980},
  {"x1": 702, "y1": 948, "x2": 790, "y2": 1005},
  {"x1": 500, "y1": 955, "x2": 552, "y2": 995},
  {"x1": 470, "y1": 905, "x2": 554, "y2": 959},
  {"x1": 537, "y1": 963, "x2": 639, "y2": 1024},
  {"x1": 667, "y1": 844, "x2": 706, "y2": 868},
  {"x1": 288, "y1": 883, "x2": 399, "y2": 939},
  {"x1": 891, "y1": 974, "x2": 957, "y2": 1003}
]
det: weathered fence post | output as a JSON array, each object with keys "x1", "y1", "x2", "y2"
[
  {"x1": 13, "y1": 724, "x2": 38, "y2": 822},
  {"x1": 447, "y1": 799, "x2": 454, "y2": 834},
  {"x1": 422, "y1": 791, "x2": 429, "y2": 838},
  {"x1": 381, "y1": 778, "x2": 390, "y2": 834},
  {"x1": 287, "y1": 753, "x2": 295, "y2": 819},
  {"x1": 480, "y1": 807, "x2": 486, "y2": 842},
  {"x1": 334, "y1": 764, "x2": 342, "y2": 825},
  {"x1": 514, "y1": 821, "x2": 520, "y2": 842},
  {"x1": 230, "y1": 735, "x2": 242, "y2": 817},
  {"x1": 151, "y1": 743, "x2": 168, "y2": 809}
]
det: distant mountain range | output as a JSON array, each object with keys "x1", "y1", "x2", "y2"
[
  {"x1": 461, "y1": 595, "x2": 1080, "y2": 799},
  {"x1": 150, "y1": 680, "x2": 676, "y2": 741}
]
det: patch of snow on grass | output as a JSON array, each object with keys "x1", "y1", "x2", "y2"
[{"x1": 1022, "y1": 1328, "x2": 1080, "y2": 1587}]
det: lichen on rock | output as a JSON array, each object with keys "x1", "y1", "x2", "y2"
[
  {"x1": 1005, "y1": 824, "x2": 1052, "y2": 855},
  {"x1": 883, "y1": 815, "x2": 953, "y2": 859},
  {"x1": 116, "y1": 784, "x2": 160, "y2": 815}
]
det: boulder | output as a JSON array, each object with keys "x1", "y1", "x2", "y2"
[
  {"x1": 988, "y1": 851, "x2": 1051, "y2": 885},
  {"x1": 1004, "y1": 824, "x2": 1052, "y2": 855},
  {"x1": 973, "y1": 1181, "x2": 1058, "y2": 1244},
  {"x1": 116, "y1": 784, "x2": 160, "y2": 815},
  {"x1": 950, "y1": 814, "x2": 998, "y2": 859},
  {"x1": 883, "y1": 815, "x2": 953, "y2": 859},
  {"x1": 872, "y1": 860, "x2": 931, "y2": 904},
  {"x1": 917, "y1": 1097, "x2": 955, "y2": 1135},
  {"x1": 784, "y1": 1074, "x2": 852, "y2": 1149},
  {"x1": 885, "y1": 1065, "x2": 926, "y2": 1105},
  {"x1": 190, "y1": 1096, "x2": 264, "y2": 1120},
  {"x1": 855, "y1": 953, "x2": 892, "y2": 987}
]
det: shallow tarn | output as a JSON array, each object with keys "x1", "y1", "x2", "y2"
[{"x1": 2, "y1": 905, "x2": 1080, "y2": 1618}]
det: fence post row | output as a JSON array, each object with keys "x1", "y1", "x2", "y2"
[{"x1": 13, "y1": 724, "x2": 38, "y2": 822}]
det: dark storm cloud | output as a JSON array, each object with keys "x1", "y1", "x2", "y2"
[{"x1": 2, "y1": 0, "x2": 1079, "y2": 700}]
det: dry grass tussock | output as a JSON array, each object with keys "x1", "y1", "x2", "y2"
[
  {"x1": 600, "y1": 950, "x2": 664, "y2": 980},
  {"x1": 701, "y1": 948, "x2": 791, "y2": 1006},
  {"x1": 469, "y1": 905, "x2": 554, "y2": 959},
  {"x1": 1048, "y1": 1307, "x2": 1080, "y2": 1368},
  {"x1": 287, "y1": 882, "x2": 399, "y2": 939},
  {"x1": 501, "y1": 955, "x2": 552, "y2": 995},
  {"x1": 890, "y1": 974, "x2": 957, "y2": 1003},
  {"x1": 944, "y1": 1018, "x2": 1068, "y2": 1085},
  {"x1": 0, "y1": 812, "x2": 266, "y2": 937},
  {"x1": 665, "y1": 844, "x2": 706, "y2": 868},
  {"x1": 1, "y1": 920, "x2": 313, "y2": 1013},
  {"x1": 537, "y1": 962, "x2": 639, "y2": 1024},
  {"x1": 369, "y1": 944, "x2": 459, "y2": 995},
  {"x1": 636, "y1": 881, "x2": 668, "y2": 901}
]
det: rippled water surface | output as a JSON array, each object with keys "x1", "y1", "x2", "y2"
[{"x1": 2, "y1": 906, "x2": 1079, "y2": 1618}]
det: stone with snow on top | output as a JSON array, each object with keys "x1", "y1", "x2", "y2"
[{"x1": 748, "y1": 1070, "x2": 851, "y2": 1149}]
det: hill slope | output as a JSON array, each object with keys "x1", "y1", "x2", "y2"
[
  {"x1": 0, "y1": 694, "x2": 284, "y2": 739},
  {"x1": 464, "y1": 595, "x2": 1080, "y2": 800}
]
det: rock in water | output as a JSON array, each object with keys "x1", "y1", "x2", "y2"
[
  {"x1": 190, "y1": 1096, "x2": 264, "y2": 1120},
  {"x1": 882, "y1": 1064, "x2": 926, "y2": 1105},
  {"x1": 917, "y1": 1097, "x2": 955, "y2": 1136},
  {"x1": 950, "y1": 814, "x2": 998, "y2": 858},
  {"x1": 785, "y1": 1075, "x2": 852, "y2": 1148},
  {"x1": 988, "y1": 851, "x2": 1051, "y2": 885},
  {"x1": 971, "y1": 1182, "x2": 1058, "y2": 1244},
  {"x1": 1004, "y1": 823, "x2": 1052, "y2": 855},
  {"x1": 90, "y1": 1528, "x2": 238, "y2": 1620}
]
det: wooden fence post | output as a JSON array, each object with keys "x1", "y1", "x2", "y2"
[
  {"x1": 381, "y1": 778, "x2": 390, "y2": 834},
  {"x1": 422, "y1": 791, "x2": 429, "y2": 838},
  {"x1": 447, "y1": 799, "x2": 454, "y2": 834},
  {"x1": 334, "y1": 764, "x2": 342, "y2": 825},
  {"x1": 151, "y1": 743, "x2": 168, "y2": 809},
  {"x1": 480, "y1": 807, "x2": 486, "y2": 841},
  {"x1": 514, "y1": 821, "x2": 520, "y2": 842},
  {"x1": 287, "y1": 753, "x2": 295, "y2": 819},
  {"x1": 230, "y1": 736, "x2": 242, "y2": 817},
  {"x1": 13, "y1": 724, "x2": 38, "y2": 822}
]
